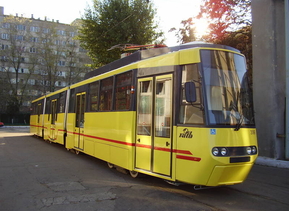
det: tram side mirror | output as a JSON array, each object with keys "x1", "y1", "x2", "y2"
[{"x1": 185, "y1": 82, "x2": 197, "y2": 103}]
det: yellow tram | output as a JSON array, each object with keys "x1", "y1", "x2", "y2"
[{"x1": 30, "y1": 43, "x2": 258, "y2": 187}]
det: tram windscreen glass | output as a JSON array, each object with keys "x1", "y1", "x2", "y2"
[{"x1": 201, "y1": 50, "x2": 255, "y2": 126}]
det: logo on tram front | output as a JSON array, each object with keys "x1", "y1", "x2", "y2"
[{"x1": 179, "y1": 128, "x2": 193, "y2": 138}]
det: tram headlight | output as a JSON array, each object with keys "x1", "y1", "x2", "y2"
[
  {"x1": 252, "y1": 146, "x2": 257, "y2": 154},
  {"x1": 246, "y1": 146, "x2": 252, "y2": 155},
  {"x1": 212, "y1": 147, "x2": 219, "y2": 156},
  {"x1": 221, "y1": 147, "x2": 227, "y2": 156}
]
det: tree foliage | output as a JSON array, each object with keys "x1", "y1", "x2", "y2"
[
  {"x1": 198, "y1": 0, "x2": 251, "y2": 41},
  {"x1": 169, "y1": 18, "x2": 197, "y2": 44},
  {"x1": 0, "y1": 15, "x2": 36, "y2": 114},
  {"x1": 79, "y1": 0, "x2": 162, "y2": 67}
]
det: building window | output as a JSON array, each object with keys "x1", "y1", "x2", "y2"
[
  {"x1": 1, "y1": 56, "x2": 7, "y2": 61},
  {"x1": 16, "y1": 25, "x2": 26, "y2": 31},
  {"x1": 30, "y1": 26, "x2": 40, "y2": 32},
  {"x1": 31, "y1": 37, "x2": 39, "y2": 42},
  {"x1": 69, "y1": 32, "x2": 75, "y2": 37},
  {"x1": 57, "y1": 30, "x2": 66, "y2": 36},
  {"x1": 15, "y1": 35, "x2": 24, "y2": 41},
  {"x1": 43, "y1": 28, "x2": 50, "y2": 34},
  {"x1": 30, "y1": 47, "x2": 37, "y2": 53},
  {"x1": 2, "y1": 23, "x2": 10, "y2": 28},
  {"x1": 28, "y1": 79, "x2": 35, "y2": 85},
  {"x1": 1, "y1": 33, "x2": 9, "y2": 40},
  {"x1": 58, "y1": 61, "x2": 65, "y2": 66},
  {"x1": 1, "y1": 44, "x2": 9, "y2": 50}
]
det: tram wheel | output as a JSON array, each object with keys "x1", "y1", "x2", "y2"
[
  {"x1": 129, "y1": 170, "x2": 139, "y2": 178},
  {"x1": 107, "y1": 162, "x2": 114, "y2": 169},
  {"x1": 75, "y1": 150, "x2": 80, "y2": 155}
]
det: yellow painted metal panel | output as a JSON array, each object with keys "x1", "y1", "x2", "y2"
[
  {"x1": 175, "y1": 127, "x2": 258, "y2": 186},
  {"x1": 111, "y1": 147, "x2": 129, "y2": 169},
  {"x1": 29, "y1": 115, "x2": 38, "y2": 135},
  {"x1": 66, "y1": 113, "x2": 76, "y2": 149},
  {"x1": 138, "y1": 51, "x2": 179, "y2": 68},
  {"x1": 206, "y1": 164, "x2": 253, "y2": 186},
  {"x1": 84, "y1": 139, "x2": 95, "y2": 156},
  {"x1": 95, "y1": 142, "x2": 110, "y2": 161},
  {"x1": 153, "y1": 137, "x2": 171, "y2": 175},
  {"x1": 67, "y1": 111, "x2": 136, "y2": 169},
  {"x1": 179, "y1": 48, "x2": 201, "y2": 64},
  {"x1": 135, "y1": 135, "x2": 151, "y2": 171}
]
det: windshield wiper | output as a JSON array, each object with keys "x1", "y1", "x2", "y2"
[
  {"x1": 234, "y1": 114, "x2": 244, "y2": 131},
  {"x1": 229, "y1": 100, "x2": 244, "y2": 131}
]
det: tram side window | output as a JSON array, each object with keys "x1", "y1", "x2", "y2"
[
  {"x1": 179, "y1": 64, "x2": 204, "y2": 124},
  {"x1": 89, "y1": 81, "x2": 99, "y2": 111},
  {"x1": 31, "y1": 102, "x2": 37, "y2": 115},
  {"x1": 99, "y1": 77, "x2": 113, "y2": 111},
  {"x1": 115, "y1": 71, "x2": 132, "y2": 110}
]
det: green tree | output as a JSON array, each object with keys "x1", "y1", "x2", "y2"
[
  {"x1": 169, "y1": 18, "x2": 197, "y2": 44},
  {"x1": 79, "y1": 0, "x2": 162, "y2": 67}
]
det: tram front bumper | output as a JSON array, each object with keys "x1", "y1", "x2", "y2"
[{"x1": 206, "y1": 163, "x2": 254, "y2": 187}]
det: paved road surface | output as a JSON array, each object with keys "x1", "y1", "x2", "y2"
[{"x1": 1, "y1": 127, "x2": 289, "y2": 211}]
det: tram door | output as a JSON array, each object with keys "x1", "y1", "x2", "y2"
[
  {"x1": 50, "y1": 99, "x2": 57, "y2": 140},
  {"x1": 136, "y1": 74, "x2": 173, "y2": 176},
  {"x1": 37, "y1": 103, "x2": 42, "y2": 136},
  {"x1": 74, "y1": 92, "x2": 86, "y2": 150}
]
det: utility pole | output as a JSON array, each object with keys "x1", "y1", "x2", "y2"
[{"x1": 285, "y1": 0, "x2": 289, "y2": 159}]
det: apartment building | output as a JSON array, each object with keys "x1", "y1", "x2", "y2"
[{"x1": 0, "y1": 6, "x2": 91, "y2": 115}]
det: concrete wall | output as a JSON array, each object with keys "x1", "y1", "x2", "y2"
[{"x1": 252, "y1": 0, "x2": 286, "y2": 159}]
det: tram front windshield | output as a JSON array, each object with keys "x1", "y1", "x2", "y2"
[{"x1": 201, "y1": 50, "x2": 254, "y2": 126}]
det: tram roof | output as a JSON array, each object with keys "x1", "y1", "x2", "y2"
[{"x1": 84, "y1": 42, "x2": 240, "y2": 80}]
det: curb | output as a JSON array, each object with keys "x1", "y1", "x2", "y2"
[
  {"x1": 0, "y1": 126, "x2": 30, "y2": 128},
  {"x1": 255, "y1": 156, "x2": 289, "y2": 169}
]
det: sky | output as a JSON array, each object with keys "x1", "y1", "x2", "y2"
[{"x1": 1, "y1": 0, "x2": 205, "y2": 46}]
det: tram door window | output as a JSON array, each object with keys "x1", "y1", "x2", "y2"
[
  {"x1": 37, "y1": 103, "x2": 42, "y2": 136},
  {"x1": 37, "y1": 103, "x2": 42, "y2": 123},
  {"x1": 50, "y1": 99, "x2": 58, "y2": 140},
  {"x1": 51, "y1": 99, "x2": 57, "y2": 124},
  {"x1": 75, "y1": 92, "x2": 86, "y2": 150},
  {"x1": 75, "y1": 93, "x2": 86, "y2": 128},
  {"x1": 136, "y1": 74, "x2": 173, "y2": 176}
]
